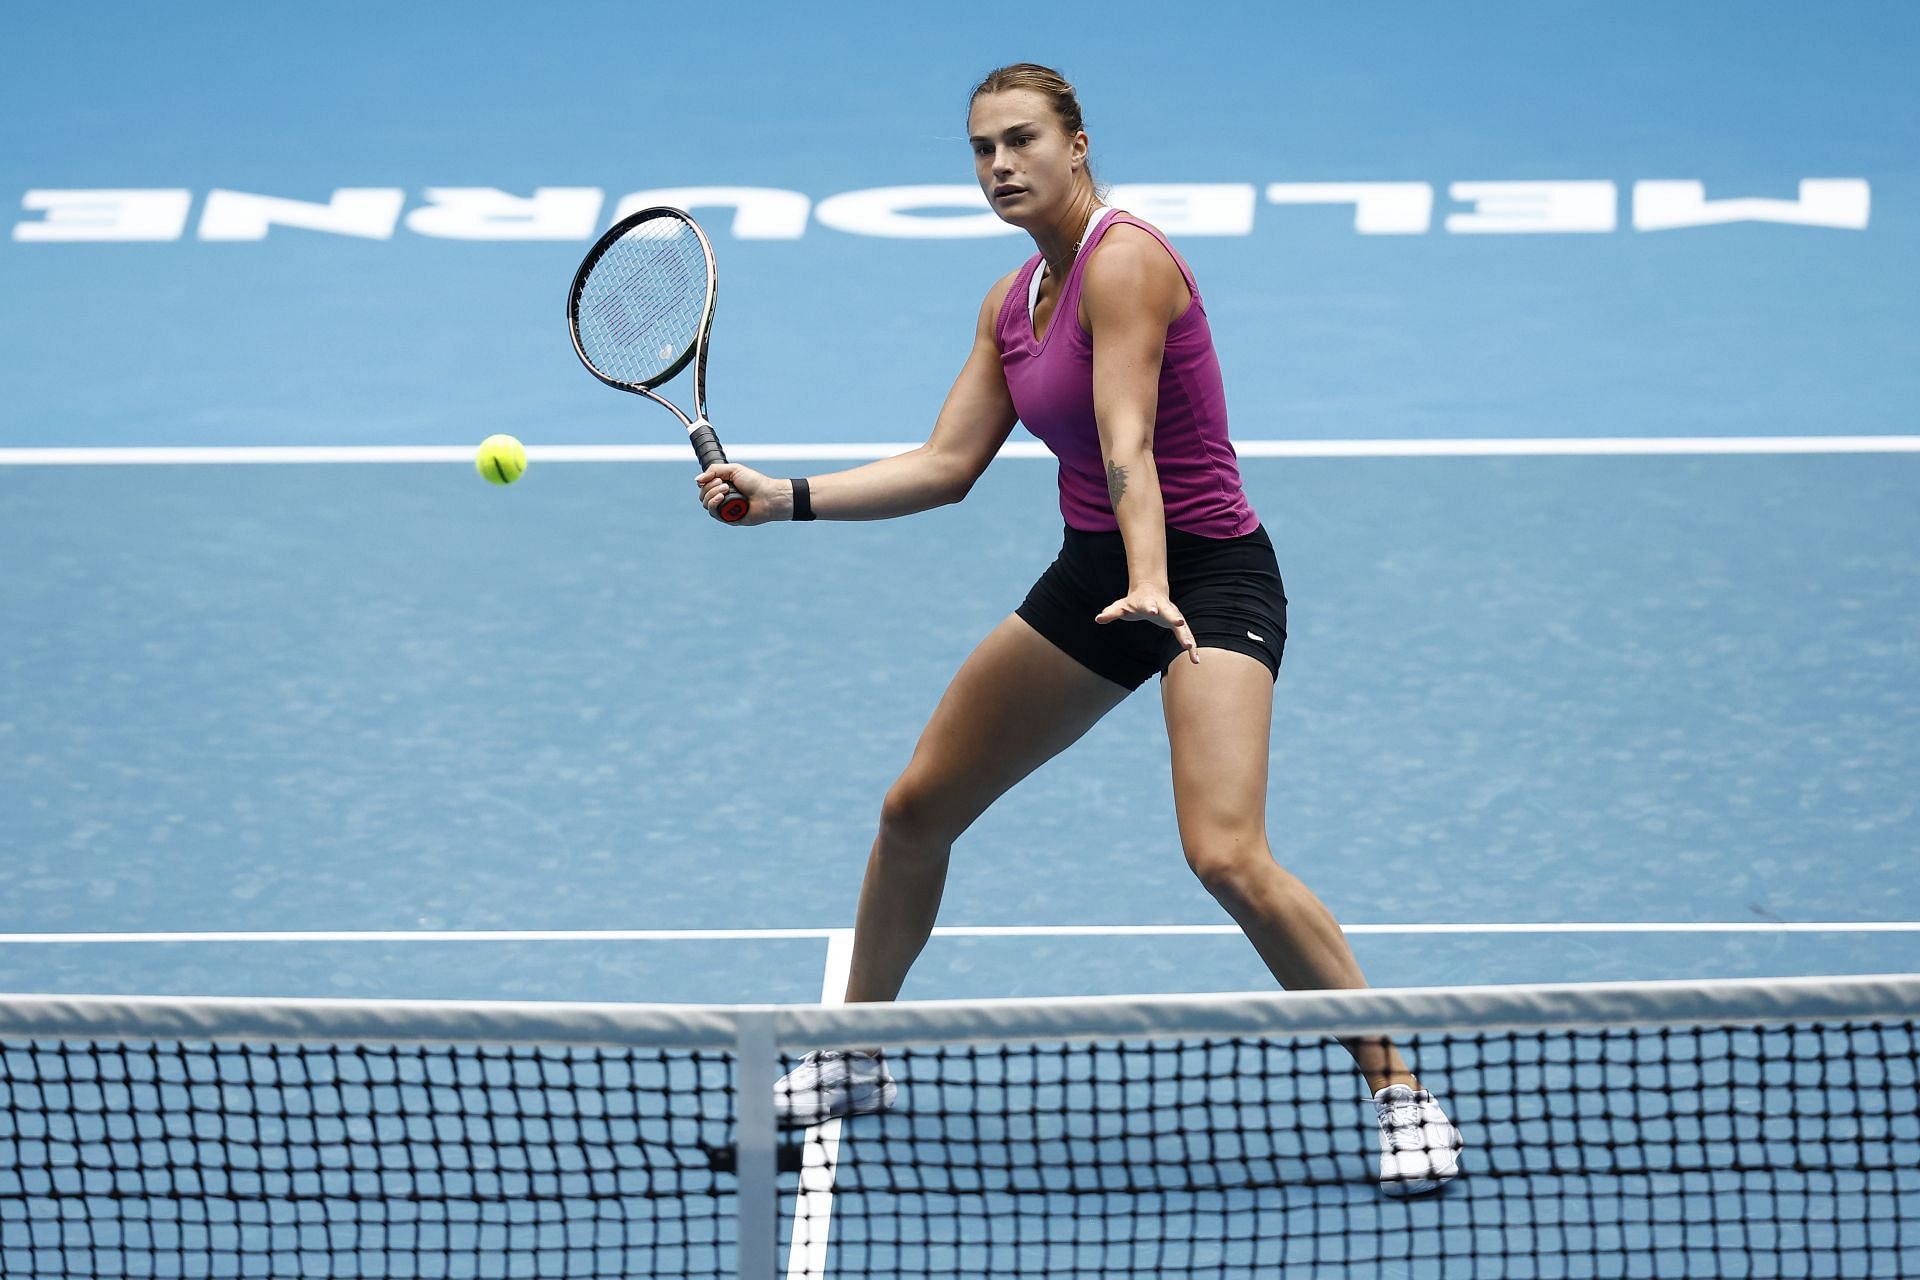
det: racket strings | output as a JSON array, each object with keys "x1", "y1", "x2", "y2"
[{"x1": 575, "y1": 219, "x2": 710, "y2": 387}]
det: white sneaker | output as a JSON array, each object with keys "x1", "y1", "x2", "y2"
[
  {"x1": 773, "y1": 1049, "x2": 897, "y2": 1127},
  {"x1": 1372, "y1": 1084, "x2": 1463, "y2": 1195}
]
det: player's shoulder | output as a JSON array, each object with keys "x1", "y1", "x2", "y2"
[
  {"x1": 1083, "y1": 215, "x2": 1187, "y2": 307},
  {"x1": 976, "y1": 268, "x2": 1024, "y2": 331},
  {"x1": 1101, "y1": 214, "x2": 1166, "y2": 246},
  {"x1": 1085, "y1": 216, "x2": 1176, "y2": 277},
  {"x1": 984, "y1": 267, "x2": 1023, "y2": 308}
]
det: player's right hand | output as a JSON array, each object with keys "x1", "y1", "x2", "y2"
[{"x1": 695, "y1": 462, "x2": 781, "y2": 525}]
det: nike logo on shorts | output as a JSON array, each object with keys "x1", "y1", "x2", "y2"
[{"x1": 1246, "y1": 632, "x2": 1265, "y2": 643}]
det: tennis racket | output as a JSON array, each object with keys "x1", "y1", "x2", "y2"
[{"x1": 567, "y1": 206, "x2": 749, "y2": 523}]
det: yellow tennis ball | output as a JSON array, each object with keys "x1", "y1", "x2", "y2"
[{"x1": 476, "y1": 434, "x2": 528, "y2": 485}]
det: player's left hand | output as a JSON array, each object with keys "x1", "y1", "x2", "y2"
[{"x1": 1094, "y1": 587, "x2": 1199, "y2": 664}]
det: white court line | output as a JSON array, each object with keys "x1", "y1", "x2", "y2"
[
  {"x1": 787, "y1": 930, "x2": 855, "y2": 1280},
  {"x1": 0, "y1": 922, "x2": 1915, "y2": 944},
  {"x1": 2, "y1": 436, "x2": 1918, "y2": 466}
]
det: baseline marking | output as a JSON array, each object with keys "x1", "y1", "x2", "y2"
[
  {"x1": 0, "y1": 922, "x2": 1915, "y2": 945},
  {"x1": 3, "y1": 436, "x2": 1918, "y2": 466}
]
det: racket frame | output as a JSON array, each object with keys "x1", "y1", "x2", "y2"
[{"x1": 567, "y1": 206, "x2": 746, "y2": 520}]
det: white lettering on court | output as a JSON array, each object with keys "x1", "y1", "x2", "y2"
[
  {"x1": 1632, "y1": 180, "x2": 1871, "y2": 231},
  {"x1": 814, "y1": 185, "x2": 1020, "y2": 239},
  {"x1": 14, "y1": 189, "x2": 193, "y2": 241},
  {"x1": 406, "y1": 188, "x2": 604, "y2": 239},
  {"x1": 1265, "y1": 183, "x2": 1434, "y2": 234},
  {"x1": 198, "y1": 189, "x2": 405, "y2": 240},
  {"x1": 613, "y1": 188, "x2": 812, "y2": 240},
  {"x1": 1446, "y1": 181, "x2": 1617, "y2": 234},
  {"x1": 1108, "y1": 184, "x2": 1257, "y2": 235},
  {"x1": 7, "y1": 180, "x2": 1874, "y2": 242}
]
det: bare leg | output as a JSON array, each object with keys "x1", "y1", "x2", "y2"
[
  {"x1": 843, "y1": 615, "x2": 1131, "y2": 1003},
  {"x1": 1161, "y1": 649, "x2": 1417, "y2": 1093}
]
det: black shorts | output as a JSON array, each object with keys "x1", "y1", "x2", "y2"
[{"x1": 1016, "y1": 524, "x2": 1288, "y2": 691}]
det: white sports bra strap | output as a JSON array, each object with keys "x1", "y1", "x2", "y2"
[{"x1": 1028, "y1": 206, "x2": 1115, "y2": 321}]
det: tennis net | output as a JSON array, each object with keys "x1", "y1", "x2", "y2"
[{"x1": 0, "y1": 974, "x2": 1915, "y2": 1278}]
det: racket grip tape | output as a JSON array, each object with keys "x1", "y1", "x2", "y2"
[
  {"x1": 690, "y1": 424, "x2": 749, "y2": 524},
  {"x1": 689, "y1": 423, "x2": 729, "y2": 472}
]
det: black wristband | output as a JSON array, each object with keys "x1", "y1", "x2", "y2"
[{"x1": 790, "y1": 476, "x2": 814, "y2": 521}]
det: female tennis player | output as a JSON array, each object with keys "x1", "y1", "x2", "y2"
[{"x1": 697, "y1": 63, "x2": 1461, "y2": 1194}]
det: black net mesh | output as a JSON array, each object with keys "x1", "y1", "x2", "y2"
[
  {"x1": 1, "y1": 993, "x2": 1915, "y2": 1278},
  {"x1": 0, "y1": 1041, "x2": 735, "y2": 1279},
  {"x1": 780, "y1": 1020, "x2": 1920, "y2": 1277}
]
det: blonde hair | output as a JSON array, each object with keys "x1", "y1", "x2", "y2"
[{"x1": 969, "y1": 63, "x2": 1102, "y2": 196}]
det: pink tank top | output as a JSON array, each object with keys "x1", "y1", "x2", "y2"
[{"x1": 995, "y1": 210, "x2": 1257, "y2": 537}]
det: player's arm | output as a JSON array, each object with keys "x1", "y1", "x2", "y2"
[
  {"x1": 1085, "y1": 225, "x2": 1198, "y2": 661},
  {"x1": 696, "y1": 277, "x2": 1020, "y2": 522}
]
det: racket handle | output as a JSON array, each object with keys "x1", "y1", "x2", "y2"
[
  {"x1": 689, "y1": 423, "x2": 729, "y2": 473},
  {"x1": 690, "y1": 423, "x2": 750, "y2": 524}
]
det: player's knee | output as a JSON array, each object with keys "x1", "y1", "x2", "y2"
[
  {"x1": 1182, "y1": 832, "x2": 1273, "y2": 907},
  {"x1": 877, "y1": 774, "x2": 964, "y2": 852}
]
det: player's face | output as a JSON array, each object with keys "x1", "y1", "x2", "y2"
[{"x1": 968, "y1": 89, "x2": 1086, "y2": 226}]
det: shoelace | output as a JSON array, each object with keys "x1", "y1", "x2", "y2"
[
  {"x1": 800, "y1": 1049, "x2": 883, "y2": 1068},
  {"x1": 1378, "y1": 1096, "x2": 1436, "y2": 1151}
]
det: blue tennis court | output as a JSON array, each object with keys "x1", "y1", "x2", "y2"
[
  {"x1": 1, "y1": 2, "x2": 1915, "y2": 1275},
  {"x1": 3, "y1": 0, "x2": 1915, "y2": 999}
]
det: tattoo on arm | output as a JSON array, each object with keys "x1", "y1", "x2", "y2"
[{"x1": 1105, "y1": 459, "x2": 1129, "y2": 508}]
